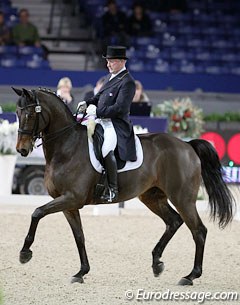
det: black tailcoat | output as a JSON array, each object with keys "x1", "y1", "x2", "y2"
[{"x1": 86, "y1": 70, "x2": 137, "y2": 161}]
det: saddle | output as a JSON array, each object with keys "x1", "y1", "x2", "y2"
[{"x1": 89, "y1": 123, "x2": 143, "y2": 199}]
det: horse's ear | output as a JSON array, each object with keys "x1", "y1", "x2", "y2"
[
  {"x1": 12, "y1": 87, "x2": 22, "y2": 96},
  {"x1": 22, "y1": 88, "x2": 32, "y2": 99}
]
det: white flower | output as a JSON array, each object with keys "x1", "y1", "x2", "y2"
[
  {"x1": 153, "y1": 97, "x2": 204, "y2": 138},
  {"x1": 134, "y1": 125, "x2": 149, "y2": 134},
  {"x1": 0, "y1": 120, "x2": 18, "y2": 155}
]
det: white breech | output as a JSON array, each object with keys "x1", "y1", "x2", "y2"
[{"x1": 99, "y1": 119, "x2": 117, "y2": 158}]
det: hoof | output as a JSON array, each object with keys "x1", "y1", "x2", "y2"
[
  {"x1": 152, "y1": 262, "x2": 165, "y2": 277},
  {"x1": 71, "y1": 276, "x2": 84, "y2": 284},
  {"x1": 19, "y1": 250, "x2": 32, "y2": 264},
  {"x1": 178, "y1": 277, "x2": 193, "y2": 286}
]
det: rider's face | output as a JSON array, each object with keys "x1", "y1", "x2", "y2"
[{"x1": 106, "y1": 59, "x2": 125, "y2": 74}]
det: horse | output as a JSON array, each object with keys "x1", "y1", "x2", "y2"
[{"x1": 13, "y1": 87, "x2": 235, "y2": 286}]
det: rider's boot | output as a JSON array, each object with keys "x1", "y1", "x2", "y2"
[{"x1": 100, "y1": 151, "x2": 118, "y2": 203}]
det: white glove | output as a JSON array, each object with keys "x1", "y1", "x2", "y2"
[
  {"x1": 77, "y1": 101, "x2": 87, "y2": 113},
  {"x1": 86, "y1": 104, "x2": 97, "y2": 116}
]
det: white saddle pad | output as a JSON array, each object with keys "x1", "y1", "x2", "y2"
[{"x1": 88, "y1": 135, "x2": 143, "y2": 173}]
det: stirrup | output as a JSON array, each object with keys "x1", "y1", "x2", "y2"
[
  {"x1": 108, "y1": 188, "x2": 117, "y2": 203},
  {"x1": 101, "y1": 188, "x2": 118, "y2": 203}
]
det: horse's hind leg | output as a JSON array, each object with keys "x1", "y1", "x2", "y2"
[
  {"x1": 139, "y1": 188, "x2": 183, "y2": 277},
  {"x1": 63, "y1": 210, "x2": 90, "y2": 283},
  {"x1": 175, "y1": 202, "x2": 207, "y2": 286}
]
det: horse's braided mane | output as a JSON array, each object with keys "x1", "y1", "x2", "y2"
[{"x1": 37, "y1": 88, "x2": 75, "y2": 117}]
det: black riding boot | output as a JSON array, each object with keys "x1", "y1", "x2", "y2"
[{"x1": 100, "y1": 151, "x2": 118, "y2": 203}]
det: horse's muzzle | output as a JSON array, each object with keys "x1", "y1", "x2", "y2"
[{"x1": 17, "y1": 147, "x2": 29, "y2": 157}]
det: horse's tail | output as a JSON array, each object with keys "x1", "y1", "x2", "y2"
[{"x1": 188, "y1": 139, "x2": 235, "y2": 228}]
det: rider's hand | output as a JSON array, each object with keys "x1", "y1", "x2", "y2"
[
  {"x1": 86, "y1": 104, "x2": 97, "y2": 116},
  {"x1": 77, "y1": 101, "x2": 87, "y2": 113}
]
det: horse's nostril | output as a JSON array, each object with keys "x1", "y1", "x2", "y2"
[{"x1": 19, "y1": 148, "x2": 28, "y2": 157}]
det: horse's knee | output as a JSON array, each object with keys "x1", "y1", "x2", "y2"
[{"x1": 32, "y1": 207, "x2": 45, "y2": 220}]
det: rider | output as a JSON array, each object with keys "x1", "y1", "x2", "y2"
[{"x1": 78, "y1": 46, "x2": 137, "y2": 203}]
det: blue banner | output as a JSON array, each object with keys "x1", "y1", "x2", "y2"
[{"x1": 1, "y1": 68, "x2": 239, "y2": 93}]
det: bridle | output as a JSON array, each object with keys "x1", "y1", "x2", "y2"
[
  {"x1": 17, "y1": 90, "x2": 85, "y2": 147},
  {"x1": 17, "y1": 90, "x2": 46, "y2": 142}
]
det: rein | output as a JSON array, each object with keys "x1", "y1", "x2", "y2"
[
  {"x1": 39, "y1": 110, "x2": 87, "y2": 147},
  {"x1": 38, "y1": 122, "x2": 78, "y2": 147},
  {"x1": 18, "y1": 90, "x2": 87, "y2": 147}
]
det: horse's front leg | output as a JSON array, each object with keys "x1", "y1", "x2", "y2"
[
  {"x1": 20, "y1": 194, "x2": 77, "y2": 264},
  {"x1": 63, "y1": 210, "x2": 90, "y2": 283}
]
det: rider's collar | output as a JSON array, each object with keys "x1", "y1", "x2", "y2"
[{"x1": 109, "y1": 67, "x2": 126, "y2": 81}]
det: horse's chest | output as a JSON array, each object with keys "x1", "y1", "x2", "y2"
[
  {"x1": 45, "y1": 164, "x2": 69, "y2": 197},
  {"x1": 44, "y1": 170, "x2": 58, "y2": 197}
]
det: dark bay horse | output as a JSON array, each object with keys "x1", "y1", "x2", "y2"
[{"x1": 13, "y1": 87, "x2": 234, "y2": 286}]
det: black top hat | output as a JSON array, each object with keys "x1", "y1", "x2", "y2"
[{"x1": 103, "y1": 46, "x2": 128, "y2": 59}]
